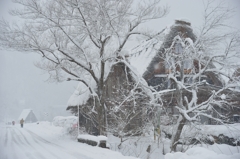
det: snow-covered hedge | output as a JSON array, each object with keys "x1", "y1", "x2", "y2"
[
  {"x1": 165, "y1": 147, "x2": 240, "y2": 159},
  {"x1": 52, "y1": 116, "x2": 78, "y2": 136},
  {"x1": 162, "y1": 123, "x2": 240, "y2": 146},
  {"x1": 77, "y1": 134, "x2": 108, "y2": 148},
  {"x1": 52, "y1": 116, "x2": 77, "y2": 127}
]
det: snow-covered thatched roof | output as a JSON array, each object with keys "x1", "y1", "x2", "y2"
[
  {"x1": 129, "y1": 19, "x2": 224, "y2": 88},
  {"x1": 67, "y1": 60, "x2": 154, "y2": 109},
  {"x1": 163, "y1": 19, "x2": 196, "y2": 48},
  {"x1": 67, "y1": 18, "x2": 227, "y2": 109},
  {"x1": 18, "y1": 109, "x2": 34, "y2": 120},
  {"x1": 129, "y1": 38, "x2": 163, "y2": 76},
  {"x1": 66, "y1": 19, "x2": 197, "y2": 108},
  {"x1": 128, "y1": 20, "x2": 192, "y2": 76},
  {"x1": 141, "y1": 19, "x2": 197, "y2": 81}
]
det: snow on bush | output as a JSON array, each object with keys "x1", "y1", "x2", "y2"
[
  {"x1": 52, "y1": 116, "x2": 78, "y2": 136},
  {"x1": 53, "y1": 116, "x2": 77, "y2": 127},
  {"x1": 162, "y1": 123, "x2": 240, "y2": 144},
  {"x1": 77, "y1": 135, "x2": 108, "y2": 147}
]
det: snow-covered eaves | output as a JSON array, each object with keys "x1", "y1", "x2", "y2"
[
  {"x1": 67, "y1": 83, "x2": 92, "y2": 107},
  {"x1": 67, "y1": 70, "x2": 98, "y2": 108}
]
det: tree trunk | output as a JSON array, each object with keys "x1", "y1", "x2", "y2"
[
  {"x1": 99, "y1": 101, "x2": 107, "y2": 136},
  {"x1": 97, "y1": 78, "x2": 107, "y2": 136},
  {"x1": 171, "y1": 116, "x2": 186, "y2": 152},
  {"x1": 95, "y1": 95, "x2": 106, "y2": 136}
]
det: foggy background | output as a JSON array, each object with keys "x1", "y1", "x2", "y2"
[{"x1": 0, "y1": 0, "x2": 239, "y2": 122}]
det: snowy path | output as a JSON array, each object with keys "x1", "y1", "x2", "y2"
[
  {"x1": 0, "y1": 125, "x2": 92, "y2": 159},
  {"x1": 0, "y1": 123, "x2": 137, "y2": 159},
  {"x1": 3, "y1": 122, "x2": 239, "y2": 159}
]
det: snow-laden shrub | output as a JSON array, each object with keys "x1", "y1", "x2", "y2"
[
  {"x1": 52, "y1": 116, "x2": 78, "y2": 137},
  {"x1": 162, "y1": 123, "x2": 240, "y2": 147},
  {"x1": 53, "y1": 116, "x2": 77, "y2": 127},
  {"x1": 77, "y1": 135, "x2": 108, "y2": 148}
]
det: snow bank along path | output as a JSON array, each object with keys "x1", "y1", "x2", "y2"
[
  {"x1": 165, "y1": 147, "x2": 240, "y2": 159},
  {"x1": 0, "y1": 122, "x2": 138, "y2": 159}
]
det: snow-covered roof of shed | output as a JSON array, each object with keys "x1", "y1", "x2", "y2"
[{"x1": 18, "y1": 109, "x2": 33, "y2": 120}]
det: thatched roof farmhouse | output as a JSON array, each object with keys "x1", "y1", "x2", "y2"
[
  {"x1": 67, "y1": 19, "x2": 240, "y2": 136},
  {"x1": 18, "y1": 109, "x2": 38, "y2": 123},
  {"x1": 130, "y1": 19, "x2": 240, "y2": 124},
  {"x1": 67, "y1": 60, "x2": 152, "y2": 135}
]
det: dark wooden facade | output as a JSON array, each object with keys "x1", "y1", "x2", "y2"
[{"x1": 67, "y1": 62, "x2": 151, "y2": 135}]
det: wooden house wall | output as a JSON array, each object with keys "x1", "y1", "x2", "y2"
[{"x1": 104, "y1": 62, "x2": 150, "y2": 135}]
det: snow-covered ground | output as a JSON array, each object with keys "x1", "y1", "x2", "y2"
[
  {"x1": 109, "y1": 134, "x2": 240, "y2": 159},
  {"x1": 0, "y1": 121, "x2": 138, "y2": 159},
  {"x1": 162, "y1": 123, "x2": 240, "y2": 140},
  {"x1": 165, "y1": 146, "x2": 240, "y2": 159},
  {"x1": 1, "y1": 121, "x2": 240, "y2": 159}
]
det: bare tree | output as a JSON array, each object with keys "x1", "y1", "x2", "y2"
[
  {"x1": 157, "y1": 1, "x2": 240, "y2": 152},
  {"x1": 0, "y1": 0, "x2": 168, "y2": 135}
]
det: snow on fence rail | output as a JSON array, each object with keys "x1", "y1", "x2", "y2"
[{"x1": 77, "y1": 134, "x2": 109, "y2": 148}]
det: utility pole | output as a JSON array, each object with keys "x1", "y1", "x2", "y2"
[{"x1": 78, "y1": 105, "x2": 79, "y2": 136}]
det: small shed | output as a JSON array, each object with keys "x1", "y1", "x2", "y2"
[{"x1": 18, "y1": 109, "x2": 38, "y2": 123}]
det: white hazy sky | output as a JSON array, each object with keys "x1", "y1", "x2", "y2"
[{"x1": 0, "y1": 0, "x2": 239, "y2": 121}]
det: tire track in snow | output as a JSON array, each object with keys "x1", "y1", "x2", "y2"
[
  {"x1": 13, "y1": 127, "x2": 47, "y2": 159},
  {"x1": 12, "y1": 128, "x2": 27, "y2": 146},
  {"x1": 16, "y1": 128, "x2": 32, "y2": 146},
  {"x1": 25, "y1": 129, "x2": 92, "y2": 159},
  {"x1": 11, "y1": 127, "x2": 21, "y2": 145},
  {"x1": 19, "y1": 128, "x2": 68, "y2": 159},
  {"x1": 1, "y1": 126, "x2": 9, "y2": 159},
  {"x1": 2, "y1": 125, "x2": 46, "y2": 159},
  {"x1": 7, "y1": 126, "x2": 19, "y2": 159},
  {"x1": 25, "y1": 129, "x2": 80, "y2": 158},
  {"x1": 4, "y1": 126, "x2": 8, "y2": 147},
  {"x1": 25, "y1": 129, "x2": 63, "y2": 147},
  {"x1": 14, "y1": 127, "x2": 31, "y2": 145},
  {"x1": 11, "y1": 127, "x2": 34, "y2": 159},
  {"x1": 16, "y1": 127, "x2": 56, "y2": 159},
  {"x1": 7, "y1": 127, "x2": 45, "y2": 159}
]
